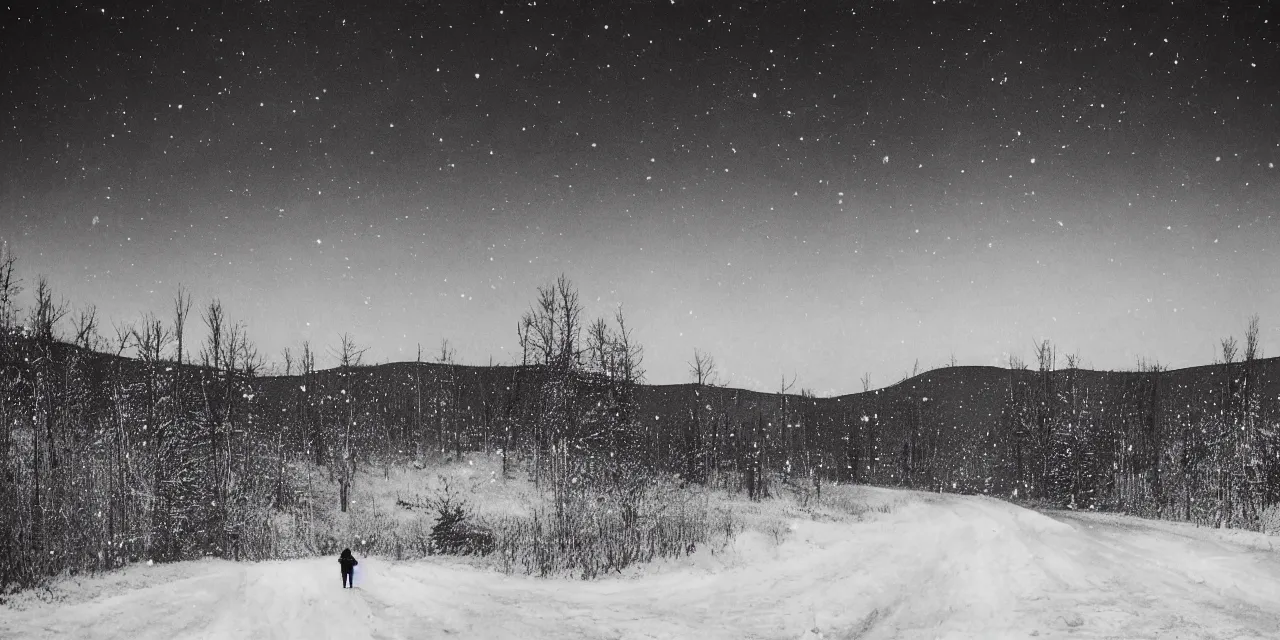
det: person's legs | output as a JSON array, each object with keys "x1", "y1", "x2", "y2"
[{"x1": 342, "y1": 570, "x2": 349, "y2": 588}]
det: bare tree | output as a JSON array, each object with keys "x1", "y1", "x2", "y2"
[
  {"x1": 301, "y1": 341, "x2": 321, "y2": 464},
  {"x1": 688, "y1": 348, "x2": 719, "y2": 386},
  {"x1": 199, "y1": 300, "x2": 229, "y2": 545},
  {"x1": 554, "y1": 277, "x2": 582, "y2": 371},
  {"x1": 437, "y1": 338, "x2": 456, "y2": 365},
  {"x1": 1244, "y1": 315, "x2": 1261, "y2": 362},
  {"x1": 680, "y1": 347, "x2": 719, "y2": 482},
  {"x1": 1033, "y1": 339, "x2": 1055, "y2": 373},
  {"x1": 1241, "y1": 314, "x2": 1265, "y2": 529},
  {"x1": 225, "y1": 321, "x2": 263, "y2": 377},
  {"x1": 586, "y1": 318, "x2": 613, "y2": 377},
  {"x1": 1221, "y1": 336, "x2": 1238, "y2": 365},
  {"x1": 520, "y1": 274, "x2": 583, "y2": 371},
  {"x1": 27, "y1": 276, "x2": 68, "y2": 342},
  {"x1": 197, "y1": 299, "x2": 264, "y2": 552},
  {"x1": 132, "y1": 313, "x2": 172, "y2": 364},
  {"x1": 201, "y1": 300, "x2": 225, "y2": 371},
  {"x1": 331, "y1": 333, "x2": 366, "y2": 512},
  {"x1": 518, "y1": 275, "x2": 587, "y2": 490},
  {"x1": 611, "y1": 307, "x2": 644, "y2": 386},
  {"x1": 111, "y1": 321, "x2": 134, "y2": 357},
  {"x1": 0, "y1": 242, "x2": 19, "y2": 333},
  {"x1": 414, "y1": 343, "x2": 424, "y2": 457},
  {"x1": 72, "y1": 305, "x2": 99, "y2": 350},
  {"x1": 172, "y1": 287, "x2": 192, "y2": 366},
  {"x1": 333, "y1": 332, "x2": 368, "y2": 369},
  {"x1": 584, "y1": 305, "x2": 648, "y2": 475},
  {"x1": 585, "y1": 310, "x2": 644, "y2": 382},
  {"x1": 1064, "y1": 352, "x2": 1080, "y2": 370}
]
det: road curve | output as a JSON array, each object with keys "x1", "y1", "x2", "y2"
[{"x1": 3, "y1": 491, "x2": 1278, "y2": 640}]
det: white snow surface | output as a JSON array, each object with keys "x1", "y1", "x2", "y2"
[{"x1": 4, "y1": 489, "x2": 1280, "y2": 640}]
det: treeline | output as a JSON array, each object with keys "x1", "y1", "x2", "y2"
[
  {"x1": 995, "y1": 335, "x2": 1280, "y2": 529},
  {"x1": 2, "y1": 242, "x2": 1279, "y2": 593}
]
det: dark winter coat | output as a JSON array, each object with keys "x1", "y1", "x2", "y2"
[{"x1": 339, "y1": 549, "x2": 358, "y2": 574}]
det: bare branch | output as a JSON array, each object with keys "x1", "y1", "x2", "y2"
[
  {"x1": 0, "y1": 241, "x2": 20, "y2": 332},
  {"x1": 201, "y1": 299, "x2": 225, "y2": 370},
  {"x1": 1033, "y1": 339, "x2": 1055, "y2": 373},
  {"x1": 332, "y1": 332, "x2": 368, "y2": 369},
  {"x1": 112, "y1": 320, "x2": 134, "y2": 357},
  {"x1": 436, "y1": 338, "x2": 456, "y2": 365},
  {"x1": 27, "y1": 276, "x2": 69, "y2": 341},
  {"x1": 72, "y1": 304, "x2": 99, "y2": 350},
  {"x1": 688, "y1": 348, "x2": 719, "y2": 386},
  {"x1": 1245, "y1": 314, "x2": 1261, "y2": 362},
  {"x1": 1221, "y1": 336, "x2": 1238, "y2": 365},
  {"x1": 173, "y1": 286, "x2": 192, "y2": 365}
]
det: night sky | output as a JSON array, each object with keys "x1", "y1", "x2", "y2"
[{"x1": 2, "y1": 1, "x2": 1277, "y2": 393}]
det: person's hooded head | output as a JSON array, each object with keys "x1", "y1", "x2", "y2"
[{"x1": 340, "y1": 548, "x2": 353, "y2": 560}]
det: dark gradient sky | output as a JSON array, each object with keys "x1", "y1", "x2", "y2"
[{"x1": 3, "y1": 1, "x2": 1277, "y2": 393}]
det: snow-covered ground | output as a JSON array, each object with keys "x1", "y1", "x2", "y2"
[{"x1": 4, "y1": 489, "x2": 1279, "y2": 640}]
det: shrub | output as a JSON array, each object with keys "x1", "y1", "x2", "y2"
[
  {"x1": 484, "y1": 470, "x2": 731, "y2": 579},
  {"x1": 428, "y1": 477, "x2": 494, "y2": 556}
]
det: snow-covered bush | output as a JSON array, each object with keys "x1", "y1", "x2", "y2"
[
  {"x1": 427, "y1": 478, "x2": 494, "y2": 556},
  {"x1": 1262, "y1": 503, "x2": 1280, "y2": 536},
  {"x1": 485, "y1": 471, "x2": 732, "y2": 579}
]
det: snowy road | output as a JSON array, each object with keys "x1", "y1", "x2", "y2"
[{"x1": 4, "y1": 491, "x2": 1279, "y2": 640}]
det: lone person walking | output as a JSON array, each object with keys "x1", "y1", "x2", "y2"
[{"x1": 339, "y1": 548, "x2": 358, "y2": 588}]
